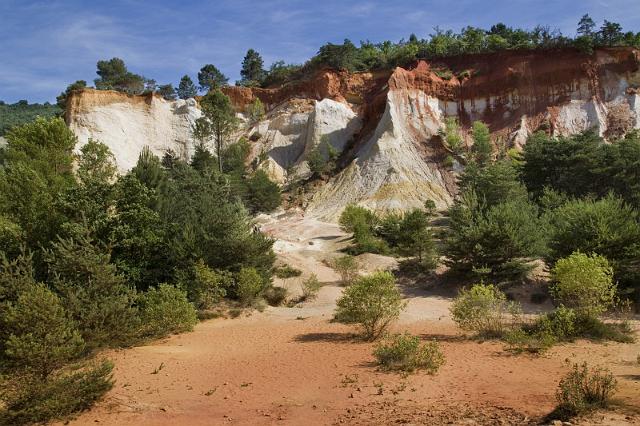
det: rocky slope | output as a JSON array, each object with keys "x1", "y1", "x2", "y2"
[{"x1": 66, "y1": 47, "x2": 640, "y2": 219}]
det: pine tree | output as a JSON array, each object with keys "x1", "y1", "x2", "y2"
[
  {"x1": 240, "y1": 49, "x2": 266, "y2": 86},
  {"x1": 177, "y1": 75, "x2": 198, "y2": 99},
  {"x1": 4, "y1": 283, "x2": 84, "y2": 378},
  {"x1": 471, "y1": 121, "x2": 492, "y2": 166},
  {"x1": 198, "y1": 64, "x2": 228, "y2": 92},
  {"x1": 199, "y1": 90, "x2": 237, "y2": 173}
]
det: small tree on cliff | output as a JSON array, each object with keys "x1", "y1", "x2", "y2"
[
  {"x1": 198, "y1": 64, "x2": 228, "y2": 93},
  {"x1": 239, "y1": 49, "x2": 266, "y2": 86},
  {"x1": 471, "y1": 121, "x2": 492, "y2": 166},
  {"x1": 177, "y1": 75, "x2": 198, "y2": 99},
  {"x1": 199, "y1": 90, "x2": 237, "y2": 173}
]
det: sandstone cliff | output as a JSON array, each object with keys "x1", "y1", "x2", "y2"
[{"x1": 66, "y1": 47, "x2": 640, "y2": 219}]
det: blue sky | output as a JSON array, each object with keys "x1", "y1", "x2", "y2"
[{"x1": 1, "y1": 0, "x2": 639, "y2": 103}]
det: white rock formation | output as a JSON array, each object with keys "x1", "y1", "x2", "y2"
[
  {"x1": 307, "y1": 90, "x2": 452, "y2": 220},
  {"x1": 68, "y1": 91, "x2": 201, "y2": 172}
]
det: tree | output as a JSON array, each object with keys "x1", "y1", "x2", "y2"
[
  {"x1": 334, "y1": 271, "x2": 405, "y2": 340},
  {"x1": 45, "y1": 226, "x2": 138, "y2": 348},
  {"x1": 157, "y1": 84, "x2": 176, "y2": 101},
  {"x1": 577, "y1": 14, "x2": 596, "y2": 37},
  {"x1": 56, "y1": 80, "x2": 87, "y2": 110},
  {"x1": 198, "y1": 64, "x2": 228, "y2": 92},
  {"x1": 396, "y1": 209, "x2": 438, "y2": 268},
  {"x1": 177, "y1": 75, "x2": 198, "y2": 99},
  {"x1": 199, "y1": 90, "x2": 237, "y2": 173},
  {"x1": 471, "y1": 121, "x2": 492, "y2": 165},
  {"x1": 4, "y1": 284, "x2": 84, "y2": 379},
  {"x1": 598, "y1": 20, "x2": 624, "y2": 46},
  {"x1": 551, "y1": 252, "x2": 616, "y2": 318},
  {"x1": 240, "y1": 49, "x2": 266, "y2": 86},
  {"x1": 76, "y1": 139, "x2": 117, "y2": 186},
  {"x1": 439, "y1": 117, "x2": 463, "y2": 154},
  {"x1": 235, "y1": 267, "x2": 264, "y2": 305},
  {"x1": 94, "y1": 58, "x2": 145, "y2": 94},
  {"x1": 244, "y1": 170, "x2": 281, "y2": 213}
]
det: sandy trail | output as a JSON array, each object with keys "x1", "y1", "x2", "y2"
[{"x1": 69, "y1": 214, "x2": 640, "y2": 425}]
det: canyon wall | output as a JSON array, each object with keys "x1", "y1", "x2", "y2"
[{"x1": 66, "y1": 47, "x2": 640, "y2": 219}]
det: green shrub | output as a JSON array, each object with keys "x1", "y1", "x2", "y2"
[
  {"x1": 551, "y1": 252, "x2": 616, "y2": 317},
  {"x1": 373, "y1": 333, "x2": 444, "y2": 373},
  {"x1": 545, "y1": 194, "x2": 640, "y2": 292},
  {"x1": 503, "y1": 328, "x2": 556, "y2": 354},
  {"x1": 332, "y1": 255, "x2": 359, "y2": 286},
  {"x1": 339, "y1": 204, "x2": 378, "y2": 234},
  {"x1": 138, "y1": 284, "x2": 198, "y2": 338},
  {"x1": 0, "y1": 361, "x2": 113, "y2": 425},
  {"x1": 301, "y1": 274, "x2": 321, "y2": 301},
  {"x1": 450, "y1": 283, "x2": 521, "y2": 338},
  {"x1": 554, "y1": 362, "x2": 617, "y2": 419},
  {"x1": 186, "y1": 259, "x2": 230, "y2": 309},
  {"x1": 334, "y1": 271, "x2": 406, "y2": 340},
  {"x1": 244, "y1": 170, "x2": 281, "y2": 214},
  {"x1": 537, "y1": 305, "x2": 577, "y2": 340},
  {"x1": 274, "y1": 264, "x2": 302, "y2": 279},
  {"x1": 263, "y1": 286, "x2": 288, "y2": 306},
  {"x1": 236, "y1": 267, "x2": 265, "y2": 306}
]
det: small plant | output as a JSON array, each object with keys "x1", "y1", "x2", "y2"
[
  {"x1": 138, "y1": 284, "x2": 198, "y2": 338},
  {"x1": 503, "y1": 328, "x2": 556, "y2": 354},
  {"x1": 553, "y1": 362, "x2": 617, "y2": 419},
  {"x1": 274, "y1": 264, "x2": 302, "y2": 279},
  {"x1": 151, "y1": 362, "x2": 165, "y2": 374},
  {"x1": 450, "y1": 283, "x2": 521, "y2": 338},
  {"x1": 334, "y1": 271, "x2": 406, "y2": 340},
  {"x1": 235, "y1": 267, "x2": 265, "y2": 306},
  {"x1": 332, "y1": 255, "x2": 359, "y2": 286},
  {"x1": 301, "y1": 274, "x2": 321, "y2": 301},
  {"x1": 263, "y1": 286, "x2": 288, "y2": 306},
  {"x1": 551, "y1": 252, "x2": 616, "y2": 317},
  {"x1": 373, "y1": 333, "x2": 445, "y2": 373}
]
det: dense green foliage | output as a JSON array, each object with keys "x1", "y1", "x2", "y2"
[
  {"x1": 198, "y1": 64, "x2": 228, "y2": 92},
  {"x1": 0, "y1": 116, "x2": 279, "y2": 423},
  {"x1": 177, "y1": 75, "x2": 198, "y2": 99},
  {"x1": 0, "y1": 100, "x2": 60, "y2": 136}
]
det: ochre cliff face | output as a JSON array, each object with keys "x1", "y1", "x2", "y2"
[{"x1": 67, "y1": 47, "x2": 640, "y2": 220}]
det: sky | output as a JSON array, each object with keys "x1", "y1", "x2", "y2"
[{"x1": 0, "y1": 0, "x2": 639, "y2": 103}]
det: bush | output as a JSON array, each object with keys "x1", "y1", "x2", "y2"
[
  {"x1": 373, "y1": 333, "x2": 444, "y2": 373},
  {"x1": 503, "y1": 328, "x2": 556, "y2": 354},
  {"x1": 244, "y1": 170, "x2": 281, "y2": 214},
  {"x1": 263, "y1": 286, "x2": 288, "y2": 306},
  {"x1": 0, "y1": 361, "x2": 113, "y2": 425},
  {"x1": 274, "y1": 264, "x2": 302, "y2": 279},
  {"x1": 537, "y1": 305, "x2": 578, "y2": 340},
  {"x1": 339, "y1": 204, "x2": 378, "y2": 234},
  {"x1": 334, "y1": 271, "x2": 406, "y2": 340},
  {"x1": 332, "y1": 255, "x2": 359, "y2": 286},
  {"x1": 450, "y1": 283, "x2": 521, "y2": 338},
  {"x1": 554, "y1": 362, "x2": 617, "y2": 419},
  {"x1": 138, "y1": 284, "x2": 198, "y2": 338},
  {"x1": 3, "y1": 284, "x2": 84, "y2": 379},
  {"x1": 545, "y1": 194, "x2": 640, "y2": 292},
  {"x1": 551, "y1": 252, "x2": 616, "y2": 317},
  {"x1": 187, "y1": 260, "x2": 230, "y2": 310},
  {"x1": 236, "y1": 267, "x2": 265, "y2": 306},
  {"x1": 301, "y1": 274, "x2": 321, "y2": 301}
]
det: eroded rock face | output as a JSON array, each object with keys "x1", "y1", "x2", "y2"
[
  {"x1": 66, "y1": 48, "x2": 640, "y2": 220},
  {"x1": 66, "y1": 90, "x2": 201, "y2": 172}
]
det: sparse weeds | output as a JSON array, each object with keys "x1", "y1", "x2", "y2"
[{"x1": 373, "y1": 333, "x2": 445, "y2": 374}]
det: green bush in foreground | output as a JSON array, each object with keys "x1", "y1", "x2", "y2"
[
  {"x1": 374, "y1": 333, "x2": 444, "y2": 373},
  {"x1": 138, "y1": 284, "x2": 198, "y2": 338},
  {"x1": 553, "y1": 362, "x2": 617, "y2": 420},
  {"x1": 236, "y1": 267, "x2": 265, "y2": 306},
  {"x1": 0, "y1": 361, "x2": 113, "y2": 425},
  {"x1": 301, "y1": 274, "x2": 322, "y2": 301},
  {"x1": 332, "y1": 255, "x2": 359, "y2": 286},
  {"x1": 551, "y1": 252, "x2": 616, "y2": 317},
  {"x1": 334, "y1": 271, "x2": 405, "y2": 340},
  {"x1": 450, "y1": 283, "x2": 520, "y2": 338}
]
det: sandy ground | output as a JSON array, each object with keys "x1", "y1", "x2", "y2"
[{"x1": 69, "y1": 213, "x2": 640, "y2": 425}]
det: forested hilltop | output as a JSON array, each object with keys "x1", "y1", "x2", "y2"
[{"x1": 0, "y1": 101, "x2": 60, "y2": 136}]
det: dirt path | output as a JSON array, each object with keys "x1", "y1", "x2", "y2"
[{"x1": 69, "y1": 214, "x2": 640, "y2": 425}]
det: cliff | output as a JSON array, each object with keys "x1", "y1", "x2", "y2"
[{"x1": 66, "y1": 47, "x2": 640, "y2": 219}]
